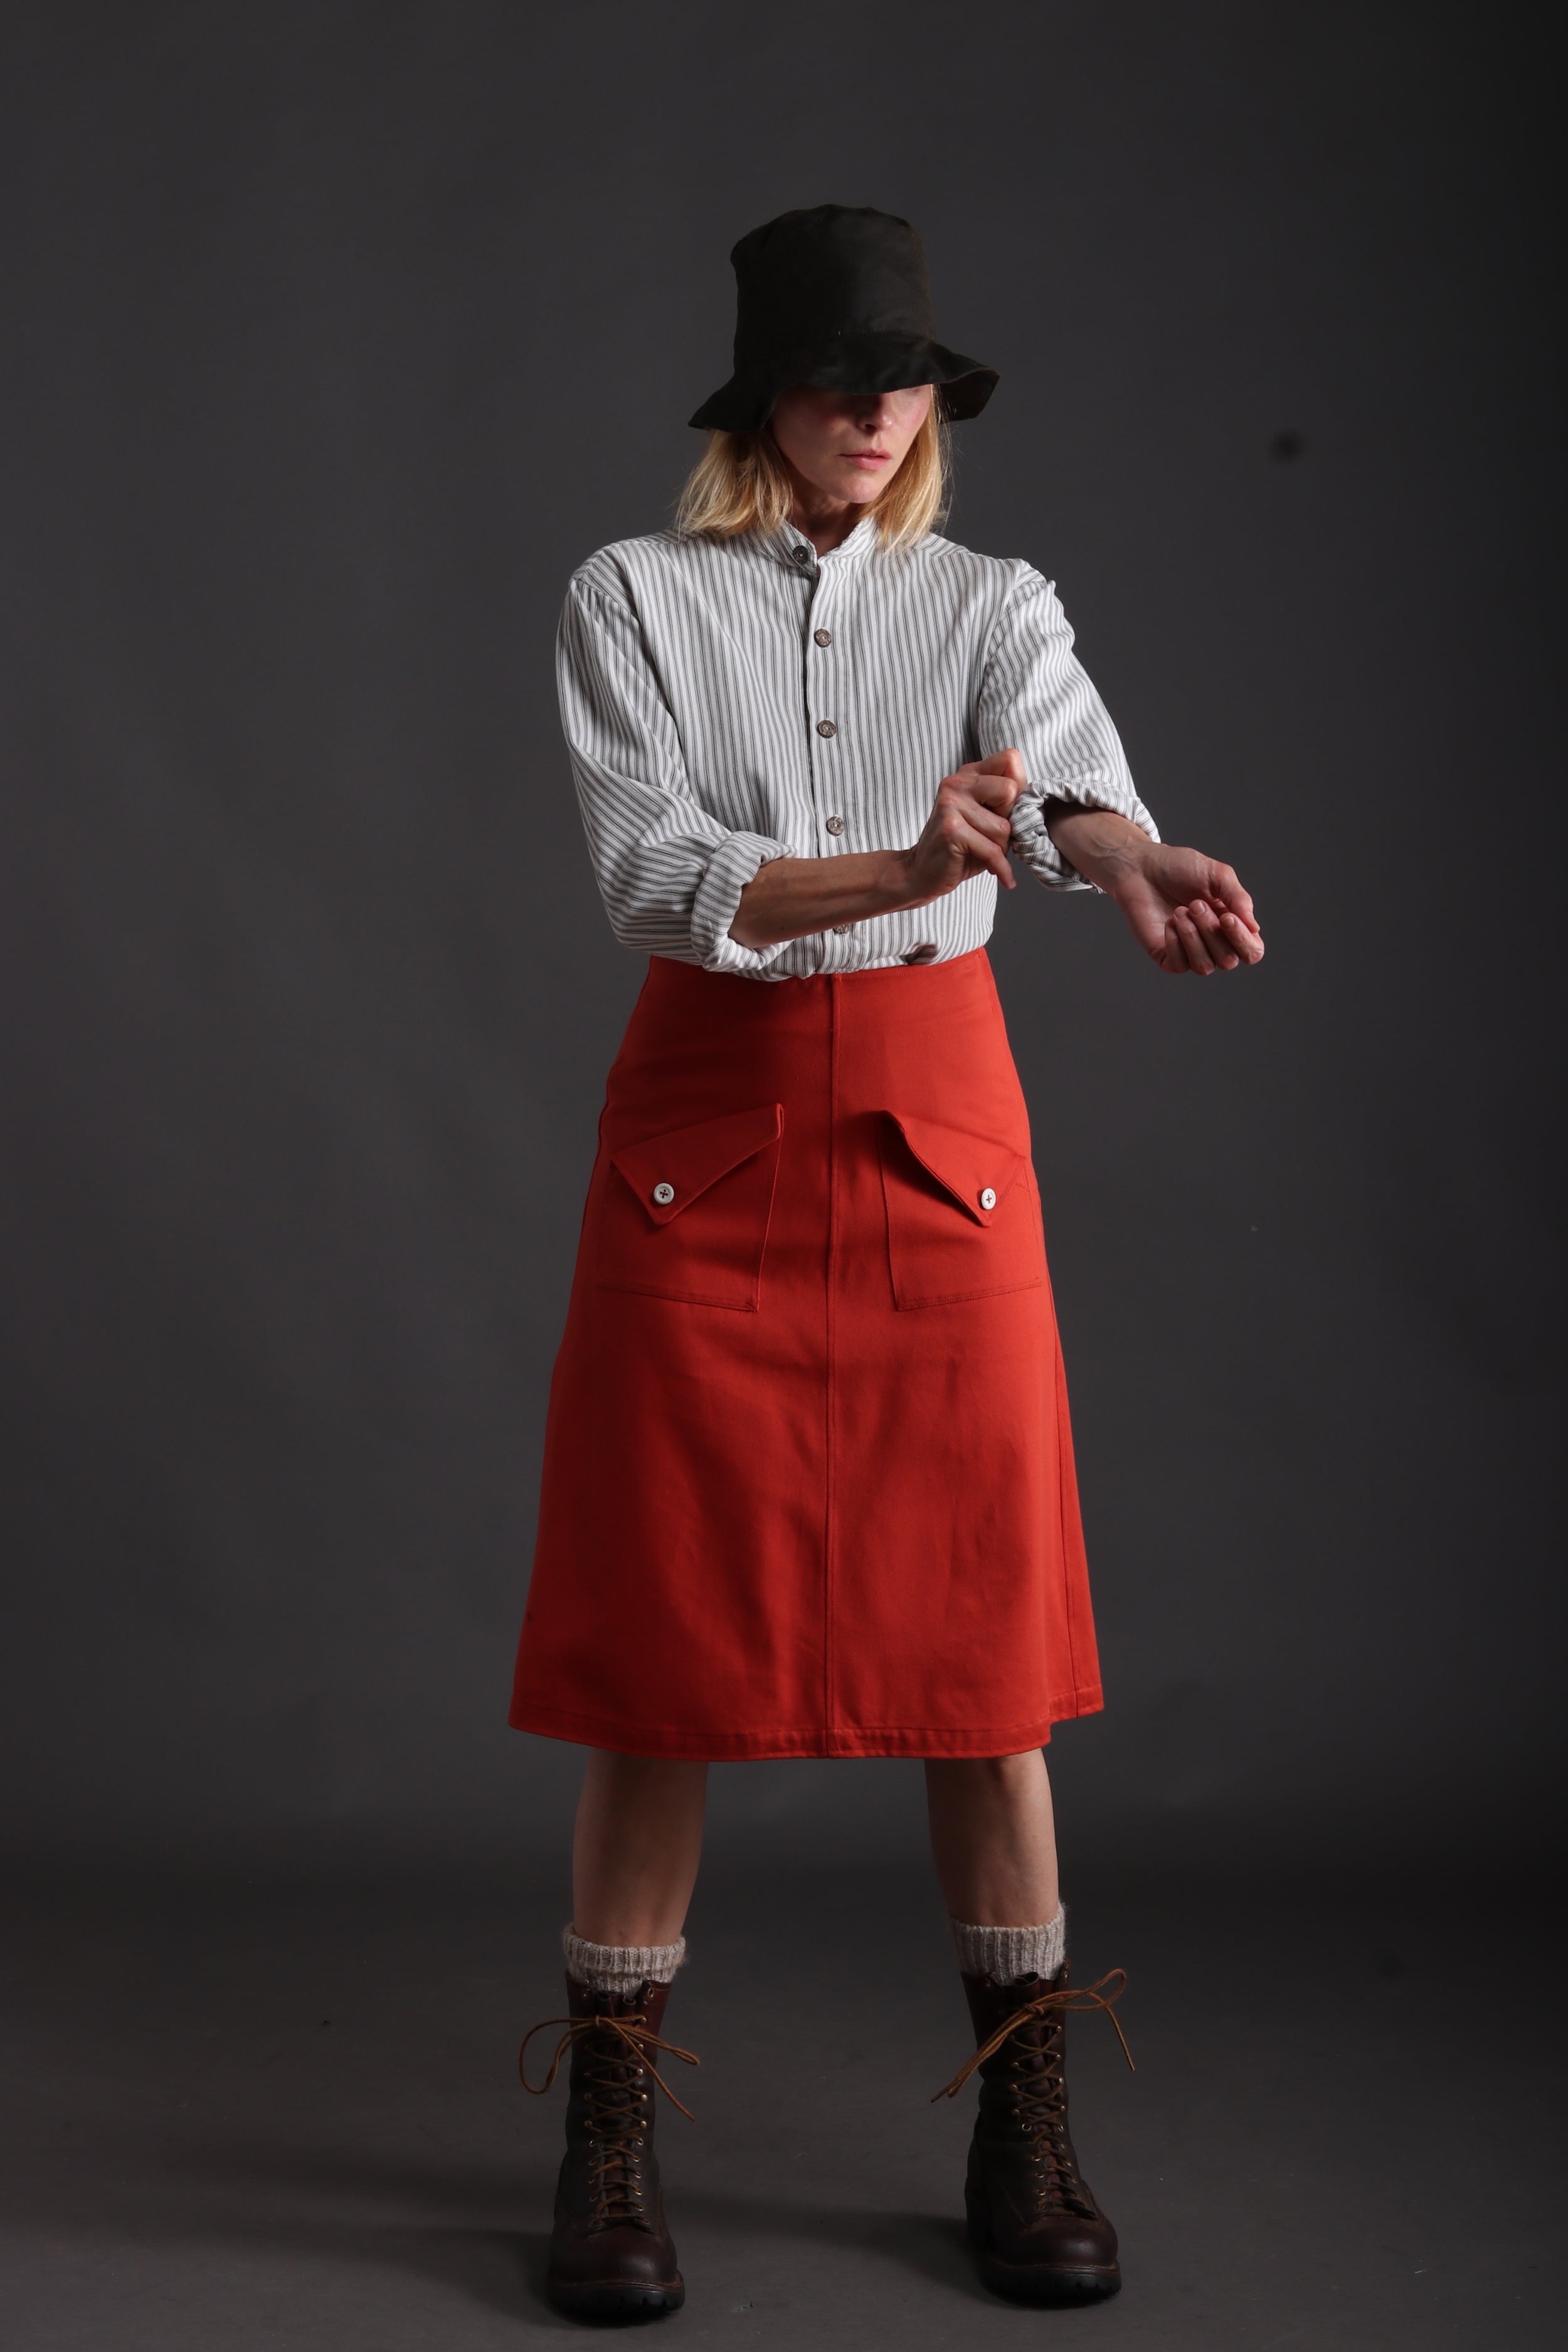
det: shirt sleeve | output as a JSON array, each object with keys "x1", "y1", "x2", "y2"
[
  {"x1": 975, "y1": 568, "x2": 1158, "y2": 891},
  {"x1": 556, "y1": 572, "x2": 802, "y2": 973}
]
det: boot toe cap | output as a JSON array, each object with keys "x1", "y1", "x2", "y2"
[
  {"x1": 547, "y1": 2224, "x2": 684, "y2": 2316},
  {"x1": 971, "y1": 2210, "x2": 1120, "y2": 2304}
]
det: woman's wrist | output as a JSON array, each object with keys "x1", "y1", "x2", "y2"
[
  {"x1": 877, "y1": 845, "x2": 924, "y2": 912},
  {"x1": 731, "y1": 845, "x2": 926, "y2": 949},
  {"x1": 1043, "y1": 803, "x2": 1150, "y2": 896}
]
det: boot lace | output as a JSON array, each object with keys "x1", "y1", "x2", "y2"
[
  {"x1": 932, "y1": 1969, "x2": 1134, "y2": 2218},
  {"x1": 519, "y1": 2010, "x2": 700, "y2": 2232}
]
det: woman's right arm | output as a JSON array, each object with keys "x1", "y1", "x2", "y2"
[
  {"x1": 562, "y1": 569, "x2": 1032, "y2": 963},
  {"x1": 728, "y1": 752, "x2": 1026, "y2": 950},
  {"x1": 558, "y1": 573, "x2": 799, "y2": 976}
]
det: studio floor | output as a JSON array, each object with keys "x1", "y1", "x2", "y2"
[{"x1": 0, "y1": 1863, "x2": 1559, "y2": 2349}]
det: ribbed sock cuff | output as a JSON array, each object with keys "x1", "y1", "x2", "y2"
[
  {"x1": 950, "y1": 1903, "x2": 1066, "y2": 1984},
  {"x1": 562, "y1": 1925, "x2": 687, "y2": 1996}
]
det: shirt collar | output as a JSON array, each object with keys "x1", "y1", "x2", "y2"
[{"x1": 769, "y1": 513, "x2": 882, "y2": 573}]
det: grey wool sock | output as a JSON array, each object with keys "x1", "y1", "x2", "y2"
[
  {"x1": 950, "y1": 1902, "x2": 1066, "y2": 1984},
  {"x1": 562, "y1": 1924, "x2": 687, "y2": 1997}
]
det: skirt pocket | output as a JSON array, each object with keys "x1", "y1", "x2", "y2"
[
  {"x1": 596, "y1": 1103, "x2": 784, "y2": 1310},
  {"x1": 879, "y1": 1110, "x2": 1045, "y2": 1309}
]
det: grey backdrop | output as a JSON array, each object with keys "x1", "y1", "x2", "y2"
[{"x1": 1, "y1": 1, "x2": 1560, "y2": 1879}]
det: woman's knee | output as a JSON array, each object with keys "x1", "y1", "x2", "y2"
[
  {"x1": 584, "y1": 1751, "x2": 708, "y2": 1808},
  {"x1": 927, "y1": 1750, "x2": 1046, "y2": 1798}
]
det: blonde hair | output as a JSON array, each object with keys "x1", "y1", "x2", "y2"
[{"x1": 675, "y1": 401, "x2": 950, "y2": 549}]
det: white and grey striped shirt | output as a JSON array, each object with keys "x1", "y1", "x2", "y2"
[{"x1": 556, "y1": 512, "x2": 1157, "y2": 980}]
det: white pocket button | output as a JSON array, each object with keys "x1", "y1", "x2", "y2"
[
  {"x1": 652, "y1": 1182, "x2": 675, "y2": 1206},
  {"x1": 979, "y1": 1187, "x2": 997, "y2": 1211}
]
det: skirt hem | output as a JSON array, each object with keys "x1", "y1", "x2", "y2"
[{"x1": 507, "y1": 1688, "x2": 1104, "y2": 1761}]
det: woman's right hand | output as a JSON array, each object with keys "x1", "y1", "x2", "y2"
[
  {"x1": 729, "y1": 749, "x2": 1026, "y2": 950},
  {"x1": 901, "y1": 750, "x2": 1025, "y2": 903}
]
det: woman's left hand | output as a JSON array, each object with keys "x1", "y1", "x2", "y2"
[
  {"x1": 1041, "y1": 798, "x2": 1264, "y2": 977},
  {"x1": 1113, "y1": 841, "x2": 1265, "y2": 976}
]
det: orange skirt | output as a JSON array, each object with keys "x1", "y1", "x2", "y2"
[{"x1": 509, "y1": 950, "x2": 1103, "y2": 1760}]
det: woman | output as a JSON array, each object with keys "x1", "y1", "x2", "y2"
[{"x1": 513, "y1": 205, "x2": 1263, "y2": 2321}]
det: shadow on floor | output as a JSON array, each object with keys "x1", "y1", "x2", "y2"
[
  {"x1": 6, "y1": 2131, "x2": 988, "y2": 2321},
  {"x1": 4, "y1": 1870, "x2": 1562, "y2": 2349}
]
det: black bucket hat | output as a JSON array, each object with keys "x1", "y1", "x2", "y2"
[{"x1": 689, "y1": 204, "x2": 998, "y2": 433}]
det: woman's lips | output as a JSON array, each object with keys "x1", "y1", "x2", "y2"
[{"x1": 842, "y1": 450, "x2": 891, "y2": 467}]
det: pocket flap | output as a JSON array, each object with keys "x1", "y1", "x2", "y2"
[
  {"x1": 886, "y1": 1112, "x2": 1025, "y2": 1227},
  {"x1": 612, "y1": 1104, "x2": 783, "y2": 1227}
]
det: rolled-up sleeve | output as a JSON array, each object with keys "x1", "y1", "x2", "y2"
[
  {"x1": 976, "y1": 569, "x2": 1158, "y2": 890},
  {"x1": 557, "y1": 575, "x2": 800, "y2": 973}
]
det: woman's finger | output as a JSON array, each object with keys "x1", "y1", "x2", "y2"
[
  {"x1": 968, "y1": 817, "x2": 1017, "y2": 886},
  {"x1": 1195, "y1": 897, "x2": 1263, "y2": 972},
  {"x1": 938, "y1": 808, "x2": 1015, "y2": 887},
  {"x1": 965, "y1": 755, "x2": 1025, "y2": 815},
  {"x1": 1172, "y1": 905, "x2": 1216, "y2": 975},
  {"x1": 1216, "y1": 906, "x2": 1265, "y2": 964},
  {"x1": 1160, "y1": 916, "x2": 1189, "y2": 974},
  {"x1": 936, "y1": 782, "x2": 1014, "y2": 844},
  {"x1": 1206, "y1": 864, "x2": 1259, "y2": 931},
  {"x1": 958, "y1": 800, "x2": 1015, "y2": 847},
  {"x1": 1190, "y1": 899, "x2": 1240, "y2": 972},
  {"x1": 1205, "y1": 902, "x2": 1264, "y2": 962},
  {"x1": 975, "y1": 746, "x2": 1027, "y2": 792}
]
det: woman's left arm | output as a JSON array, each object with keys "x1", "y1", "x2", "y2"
[
  {"x1": 1045, "y1": 801, "x2": 1265, "y2": 977},
  {"x1": 976, "y1": 569, "x2": 1264, "y2": 976}
]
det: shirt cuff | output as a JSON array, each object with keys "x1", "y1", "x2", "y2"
[
  {"x1": 690, "y1": 830, "x2": 800, "y2": 973},
  {"x1": 1009, "y1": 784, "x2": 1158, "y2": 892}
]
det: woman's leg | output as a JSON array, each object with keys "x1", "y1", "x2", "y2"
[
  {"x1": 924, "y1": 1749, "x2": 1059, "y2": 1926},
  {"x1": 571, "y1": 1750, "x2": 709, "y2": 1947},
  {"x1": 926, "y1": 1751, "x2": 1121, "y2": 2304},
  {"x1": 538, "y1": 1752, "x2": 709, "y2": 2320}
]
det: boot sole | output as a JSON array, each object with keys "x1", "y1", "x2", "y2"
[
  {"x1": 973, "y1": 2245, "x2": 1121, "y2": 2306},
  {"x1": 546, "y1": 2273, "x2": 685, "y2": 2322}
]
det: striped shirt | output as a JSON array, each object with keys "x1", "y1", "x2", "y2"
[{"x1": 556, "y1": 512, "x2": 1157, "y2": 979}]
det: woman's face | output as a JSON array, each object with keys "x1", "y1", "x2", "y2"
[{"x1": 768, "y1": 381, "x2": 933, "y2": 509}]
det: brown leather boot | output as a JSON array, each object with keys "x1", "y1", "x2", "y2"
[
  {"x1": 521, "y1": 1975, "x2": 697, "y2": 2321},
  {"x1": 937, "y1": 1963, "x2": 1130, "y2": 2306}
]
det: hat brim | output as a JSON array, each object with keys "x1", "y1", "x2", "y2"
[{"x1": 688, "y1": 336, "x2": 998, "y2": 432}]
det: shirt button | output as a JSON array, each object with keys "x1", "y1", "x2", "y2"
[
  {"x1": 814, "y1": 628, "x2": 832, "y2": 647},
  {"x1": 816, "y1": 718, "x2": 837, "y2": 738},
  {"x1": 652, "y1": 1182, "x2": 675, "y2": 1206},
  {"x1": 979, "y1": 1187, "x2": 998, "y2": 1212},
  {"x1": 792, "y1": 546, "x2": 812, "y2": 566},
  {"x1": 825, "y1": 815, "x2": 846, "y2": 836}
]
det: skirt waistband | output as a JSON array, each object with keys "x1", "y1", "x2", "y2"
[{"x1": 642, "y1": 947, "x2": 995, "y2": 1029}]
